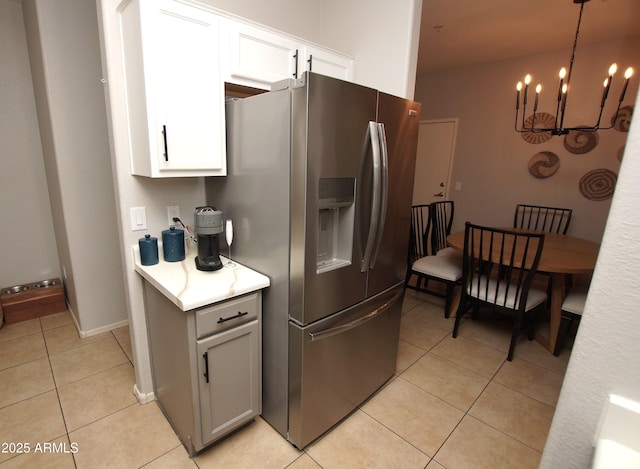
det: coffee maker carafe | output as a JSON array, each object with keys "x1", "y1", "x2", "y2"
[{"x1": 194, "y1": 206, "x2": 223, "y2": 271}]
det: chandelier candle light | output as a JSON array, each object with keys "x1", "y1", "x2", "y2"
[{"x1": 514, "y1": 0, "x2": 634, "y2": 136}]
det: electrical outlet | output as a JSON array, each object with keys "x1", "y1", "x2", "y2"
[{"x1": 167, "y1": 205, "x2": 180, "y2": 226}]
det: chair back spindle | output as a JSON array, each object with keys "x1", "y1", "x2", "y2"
[
  {"x1": 405, "y1": 203, "x2": 462, "y2": 318},
  {"x1": 514, "y1": 204, "x2": 572, "y2": 234},
  {"x1": 430, "y1": 201, "x2": 454, "y2": 255},
  {"x1": 454, "y1": 222, "x2": 547, "y2": 360},
  {"x1": 408, "y1": 204, "x2": 431, "y2": 265}
]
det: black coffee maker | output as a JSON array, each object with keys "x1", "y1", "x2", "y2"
[{"x1": 194, "y1": 206, "x2": 223, "y2": 271}]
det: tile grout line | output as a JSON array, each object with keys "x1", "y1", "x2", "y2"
[
  {"x1": 36, "y1": 317, "x2": 131, "y2": 467},
  {"x1": 38, "y1": 316, "x2": 79, "y2": 468},
  {"x1": 354, "y1": 330, "x2": 456, "y2": 466},
  {"x1": 399, "y1": 295, "x2": 555, "y2": 466},
  {"x1": 426, "y1": 356, "x2": 509, "y2": 467}
]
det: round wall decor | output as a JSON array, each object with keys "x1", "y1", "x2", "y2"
[
  {"x1": 579, "y1": 169, "x2": 617, "y2": 201},
  {"x1": 521, "y1": 112, "x2": 555, "y2": 144},
  {"x1": 528, "y1": 151, "x2": 560, "y2": 178},
  {"x1": 563, "y1": 129, "x2": 599, "y2": 154},
  {"x1": 611, "y1": 105, "x2": 633, "y2": 132}
]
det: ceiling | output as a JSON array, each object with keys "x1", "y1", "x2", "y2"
[{"x1": 417, "y1": 0, "x2": 640, "y2": 74}]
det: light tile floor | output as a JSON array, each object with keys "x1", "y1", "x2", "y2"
[{"x1": 0, "y1": 290, "x2": 571, "y2": 468}]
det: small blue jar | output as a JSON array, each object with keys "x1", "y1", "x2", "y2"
[
  {"x1": 162, "y1": 226, "x2": 185, "y2": 262},
  {"x1": 138, "y1": 234, "x2": 158, "y2": 266}
]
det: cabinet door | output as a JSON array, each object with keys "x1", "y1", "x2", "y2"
[
  {"x1": 197, "y1": 319, "x2": 261, "y2": 445},
  {"x1": 302, "y1": 45, "x2": 354, "y2": 82},
  {"x1": 223, "y1": 19, "x2": 299, "y2": 89},
  {"x1": 154, "y1": 0, "x2": 226, "y2": 174},
  {"x1": 120, "y1": 0, "x2": 226, "y2": 177}
]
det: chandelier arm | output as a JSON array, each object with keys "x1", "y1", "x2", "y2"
[
  {"x1": 591, "y1": 104, "x2": 606, "y2": 131},
  {"x1": 596, "y1": 102, "x2": 624, "y2": 131}
]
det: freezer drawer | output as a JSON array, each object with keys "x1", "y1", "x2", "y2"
[{"x1": 288, "y1": 284, "x2": 403, "y2": 448}]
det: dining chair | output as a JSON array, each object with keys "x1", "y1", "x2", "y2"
[
  {"x1": 430, "y1": 200, "x2": 459, "y2": 259},
  {"x1": 553, "y1": 285, "x2": 588, "y2": 356},
  {"x1": 405, "y1": 204, "x2": 462, "y2": 318},
  {"x1": 514, "y1": 203, "x2": 573, "y2": 301},
  {"x1": 514, "y1": 204, "x2": 573, "y2": 234},
  {"x1": 452, "y1": 222, "x2": 547, "y2": 361}
]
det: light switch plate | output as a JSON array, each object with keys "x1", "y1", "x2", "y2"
[{"x1": 130, "y1": 207, "x2": 147, "y2": 231}]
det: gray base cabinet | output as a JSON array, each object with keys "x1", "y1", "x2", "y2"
[{"x1": 143, "y1": 282, "x2": 262, "y2": 456}]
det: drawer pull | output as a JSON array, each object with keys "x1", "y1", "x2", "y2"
[
  {"x1": 203, "y1": 352, "x2": 209, "y2": 383},
  {"x1": 217, "y1": 311, "x2": 249, "y2": 324},
  {"x1": 162, "y1": 125, "x2": 169, "y2": 161}
]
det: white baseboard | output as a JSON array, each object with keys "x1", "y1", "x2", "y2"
[
  {"x1": 133, "y1": 384, "x2": 155, "y2": 405},
  {"x1": 78, "y1": 318, "x2": 130, "y2": 338}
]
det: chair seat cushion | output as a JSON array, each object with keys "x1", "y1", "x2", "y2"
[
  {"x1": 562, "y1": 286, "x2": 588, "y2": 315},
  {"x1": 467, "y1": 276, "x2": 547, "y2": 311},
  {"x1": 435, "y1": 247, "x2": 462, "y2": 259},
  {"x1": 412, "y1": 256, "x2": 462, "y2": 281}
]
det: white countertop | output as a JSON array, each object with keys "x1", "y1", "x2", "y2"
[{"x1": 133, "y1": 245, "x2": 270, "y2": 311}]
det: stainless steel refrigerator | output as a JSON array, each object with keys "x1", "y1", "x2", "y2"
[{"x1": 205, "y1": 72, "x2": 420, "y2": 448}]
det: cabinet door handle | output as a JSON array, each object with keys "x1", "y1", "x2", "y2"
[
  {"x1": 162, "y1": 125, "x2": 169, "y2": 161},
  {"x1": 217, "y1": 311, "x2": 249, "y2": 324},
  {"x1": 203, "y1": 352, "x2": 209, "y2": 383},
  {"x1": 293, "y1": 49, "x2": 299, "y2": 78},
  {"x1": 307, "y1": 54, "x2": 313, "y2": 71}
]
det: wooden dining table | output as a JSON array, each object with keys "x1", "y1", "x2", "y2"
[{"x1": 446, "y1": 228, "x2": 600, "y2": 354}]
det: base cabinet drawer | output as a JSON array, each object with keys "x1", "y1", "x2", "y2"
[{"x1": 195, "y1": 292, "x2": 258, "y2": 339}]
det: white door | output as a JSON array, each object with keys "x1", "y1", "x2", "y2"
[{"x1": 412, "y1": 119, "x2": 458, "y2": 205}]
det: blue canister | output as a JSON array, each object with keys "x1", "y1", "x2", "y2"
[
  {"x1": 162, "y1": 226, "x2": 185, "y2": 262},
  {"x1": 138, "y1": 234, "x2": 158, "y2": 266}
]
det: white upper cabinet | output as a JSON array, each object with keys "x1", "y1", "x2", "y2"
[
  {"x1": 119, "y1": 0, "x2": 226, "y2": 177},
  {"x1": 301, "y1": 45, "x2": 353, "y2": 82},
  {"x1": 117, "y1": 0, "x2": 354, "y2": 177},
  {"x1": 222, "y1": 18, "x2": 354, "y2": 89},
  {"x1": 222, "y1": 20, "x2": 299, "y2": 88}
]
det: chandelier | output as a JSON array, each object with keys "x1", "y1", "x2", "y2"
[{"x1": 514, "y1": 0, "x2": 634, "y2": 136}]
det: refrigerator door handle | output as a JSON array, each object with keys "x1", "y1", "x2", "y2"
[
  {"x1": 361, "y1": 121, "x2": 382, "y2": 273},
  {"x1": 369, "y1": 123, "x2": 388, "y2": 268},
  {"x1": 308, "y1": 290, "x2": 402, "y2": 342}
]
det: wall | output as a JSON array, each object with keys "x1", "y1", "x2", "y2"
[
  {"x1": 320, "y1": 0, "x2": 422, "y2": 98},
  {"x1": 193, "y1": 0, "x2": 323, "y2": 44},
  {"x1": 540, "y1": 81, "x2": 640, "y2": 469},
  {"x1": 0, "y1": 0, "x2": 59, "y2": 288},
  {"x1": 97, "y1": 0, "x2": 422, "y2": 400},
  {"x1": 415, "y1": 37, "x2": 640, "y2": 242},
  {"x1": 21, "y1": 0, "x2": 127, "y2": 333}
]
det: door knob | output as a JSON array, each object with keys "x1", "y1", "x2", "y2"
[{"x1": 433, "y1": 192, "x2": 444, "y2": 197}]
